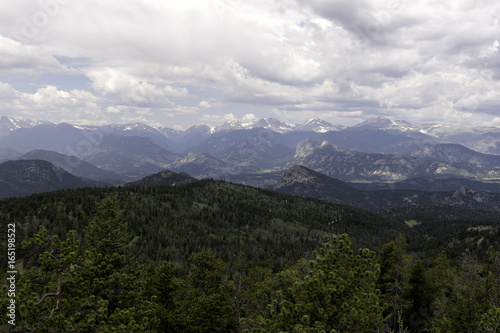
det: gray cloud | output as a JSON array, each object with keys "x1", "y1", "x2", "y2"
[
  {"x1": 0, "y1": 0, "x2": 498, "y2": 128},
  {"x1": 0, "y1": 35, "x2": 72, "y2": 77}
]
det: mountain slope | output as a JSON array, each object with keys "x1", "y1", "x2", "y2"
[
  {"x1": 17, "y1": 150, "x2": 123, "y2": 182},
  {"x1": 350, "y1": 177, "x2": 500, "y2": 193},
  {"x1": 250, "y1": 118, "x2": 295, "y2": 133},
  {"x1": 168, "y1": 152, "x2": 229, "y2": 178},
  {"x1": 271, "y1": 165, "x2": 500, "y2": 212},
  {"x1": 171, "y1": 124, "x2": 213, "y2": 152},
  {"x1": 270, "y1": 165, "x2": 367, "y2": 205},
  {"x1": 0, "y1": 148, "x2": 21, "y2": 162},
  {"x1": 0, "y1": 160, "x2": 104, "y2": 199},
  {"x1": 291, "y1": 139, "x2": 500, "y2": 182},
  {"x1": 0, "y1": 116, "x2": 52, "y2": 137},
  {"x1": 419, "y1": 123, "x2": 500, "y2": 155},
  {"x1": 412, "y1": 143, "x2": 500, "y2": 167},
  {"x1": 295, "y1": 118, "x2": 343, "y2": 132},
  {"x1": 318, "y1": 127, "x2": 437, "y2": 154},
  {"x1": 0, "y1": 179, "x2": 407, "y2": 267},
  {"x1": 128, "y1": 169, "x2": 197, "y2": 186},
  {"x1": 81, "y1": 135, "x2": 180, "y2": 180},
  {"x1": 351, "y1": 116, "x2": 418, "y2": 132},
  {"x1": 0, "y1": 123, "x2": 89, "y2": 154},
  {"x1": 1, "y1": 116, "x2": 499, "y2": 186},
  {"x1": 99, "y1": 122, "x2": 175, "y2": 152},
  {"x1": 192, "y1": 128, "x2": 293, "y2": 167}
]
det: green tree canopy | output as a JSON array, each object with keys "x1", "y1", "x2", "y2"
[
  {"x1": 244, "y1": 233, "x2": 384, "y2": 332},
  {"x1": 84, "y1": 195, "x2": 136, "y2": 255}
]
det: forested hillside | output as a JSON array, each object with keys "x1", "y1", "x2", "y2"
[
  {"x1": 0, "y1": 180, "x2": 407, "y2": 269},
  {"x1": 0, "y1": 160, "x2": 105, "y2": 199},
  {"x1": 1, "y1": 181, "x2": 499, "y2": 332}
]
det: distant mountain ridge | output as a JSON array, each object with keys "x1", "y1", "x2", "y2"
[
  {"x1": 80, "y1": 135, "x2": 180, "y2": 180},
  {"x1": 2, "y1": 157, "x2": 500, "y2": 214},
  {"x1": 270, "y1": 165, "x2": 366, "y2": 204},
  {"x1": 191, "y1": 128, "x2": 293, "y2": 168},
  {"x1": 2, "y1": 115, "x2": 499, "y2": 155},
  {"x1": 210, "y1": 117, "x2": 342, "y2": 134},
  {"x1": 0, "y1": 148, "x2": 21, "y2": 162},
  {"x1": 411, "y1": 143, "x2": 500, "y2": 167},
  {"x1": 350, "y1": 177, "x2": 500, "y2": 193},
  {"x1": 17, "y1": 150, "x2": 123, "y2": 183},
  {"x1": 289, "y1": 139, "x2": 500, "y2": 182},
  {"x1": 0, "y1": 160, "x2": 105, "y2": 199},
  {"x1": 0, "y1": 159, "x2": 196, "y2": 199},
  {"x1": 352, "y1": 116, "x2": 419, "y2": 132},
  {"x1": 0, "y1": 122, "x2": 90, "y2": 154},
  {"x1": 1, "y1": 115, "x2": 499, "y2": 185},
  {"x1": 271, "y1": 165, "x2": 500, "y2": 212},
  {"x1": 0, "y1": 116, "x2": 53, "y2": 137},
  {"x1": 127, "y1": 169, "x2": 197, "y2": 186},
  {"x1": 168, "y1": 152, "x2": 229, "y2": 178}
]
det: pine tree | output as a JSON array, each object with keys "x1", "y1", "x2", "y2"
[
  {"x1": 377, "y1": 235, "x2": 411, "y2": 332},
  {"x1": 405, "y1": 261, "x2": 433, "y2": 332},
  {"x1": 244, "y1": 234, "x2": 384, "y2": 332},
  {"x1": 17, "y1": 226, "x2": 82, "y2": 331},
  {"x1": 143, "y1": 261, "x2": 179, "y2": 331},
  {"x1": 61, "y1": 195, "x2": 157, "y2": 332},
  {"x1": 84, "y1": 195, "x2": 137, "y2": 254},
  {"x1": 427, "y1": 251, "x2": 456, "y2": 299},
  {"x1": 12, "y1": 195, "x2": 158, "y2": 332},
  {"x1": 429, "y1": 252, "x2": 488, "y2": 332},
  {"x1": 172, "y1": 248, "x2": 238, "y2": 332}
]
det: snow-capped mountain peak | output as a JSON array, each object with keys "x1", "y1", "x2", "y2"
[
  {"x1": 296, "y1": 118, "x2": 342, "y2": 132},
  {"x1": 213, "y1": 120, "x2": 245, "y2": 133},
  {"x1": 352, "y1": 116, "x2": 419, "y2": 132},
  {"x1": 213, "y1": 118, "x2": 296, "y2": 134},
  {"x1": 0, "y1": 116, "x2": 53, "y2": 137},
  {"x1": 352, "y1": 116, "x2": 395, "y2": 128},
  {"x1": 250, "y1": 118, "x2": 296, "y2": 133}
]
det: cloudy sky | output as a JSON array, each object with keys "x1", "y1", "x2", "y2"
[{"x1": 0, "y1": 0, "x2": 499, "y2": 129}]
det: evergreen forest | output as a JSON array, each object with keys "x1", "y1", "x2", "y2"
[{"x1": 1, "y1": 180, "x2": 500, "y2": 332}]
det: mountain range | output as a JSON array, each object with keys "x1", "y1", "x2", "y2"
[
  {"x1": 0, "y1": 115, "x2": 499, "y2": 189},
  {"x1": 291, "y1": 139, "x2": 500, "y2": 182},
  {"x1": 270, "y1": 165, "x2": 500, "y2": 212},
  {"x1": 3, "y1": 157, "x2": 500, "y2": 215}
]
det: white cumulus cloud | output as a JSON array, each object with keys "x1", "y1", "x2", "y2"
[{"x1": 0, "y1": 0, "x2": 499, "y2": 127}]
